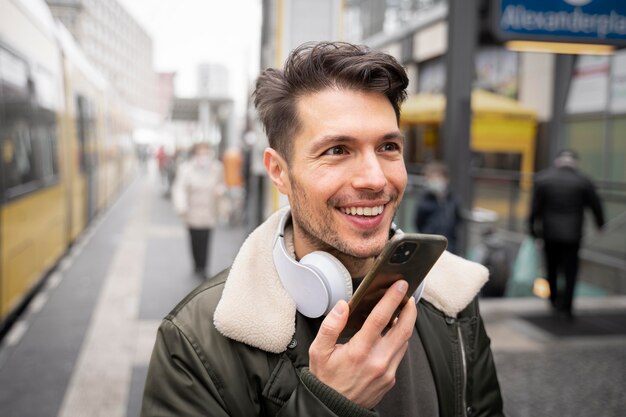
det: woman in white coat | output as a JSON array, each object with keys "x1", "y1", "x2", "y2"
[{"x1": 172, "y1": 142, "x2": 226, "y2": 278}]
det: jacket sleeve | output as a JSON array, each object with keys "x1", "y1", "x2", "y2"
[
  {"x1": 142, "y1": 320, "x2": 375, "y2": 417},
  {"x1": 141, "y1": 319, "x2": 231, "y2": 417},
  {"x1": 467, "y1": 300, "x2": 505, "y2": 417},
  {"x1": 171, "y1": 165, "x2": 189, "y2": 216},
  {"x1": 215, "y1": 161, "x2": 227, "y2": 197},
  {"x1": 273, "y1": 368, "x2": 378, "y2": 417}
]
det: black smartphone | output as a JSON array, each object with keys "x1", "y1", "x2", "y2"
[{"x1": 342, "y1": 233, "x2": 448, "y2": 338}]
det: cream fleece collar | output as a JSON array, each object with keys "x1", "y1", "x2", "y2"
[{"x1": 214, "y1": 207, "x2": 488, "y2": 354}]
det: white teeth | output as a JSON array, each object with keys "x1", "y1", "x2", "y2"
[{"x1": 341, "y1": 205, "x2": 384, "y2": 216}]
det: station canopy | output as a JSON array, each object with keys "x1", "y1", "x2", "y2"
[
  {"x1": 401, "y1": 89, "x2": 538, "y2": 187},
  {"x1": 401, "y1": 89, "x2": 536, "y2": 124}
]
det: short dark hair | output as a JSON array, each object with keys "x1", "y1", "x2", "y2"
[
  {"x1": 253, "y1": 41, "x2": 409, "y2": 162},
  {"x1": 556, "y1": 149, "x2": 579, "y2": 160}
]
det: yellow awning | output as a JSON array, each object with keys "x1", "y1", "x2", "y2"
[
  {"x1": 401, "y1": 89, "x2": 538, "y2": 189},
  {"x1": 401, "y1": 89, "x2": 537, "y2": 125},
  {"x1": 401, "y1": 93, "x2": 445, "y2": 124}
]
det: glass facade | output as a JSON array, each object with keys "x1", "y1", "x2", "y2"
[
  {"x1": 562, "y1": 51, "x2": 626, "y2": 288},
  {"x1": 609, "y1": 117, "x2": 626, "y2": 183},
  {"x1": 345, "y1": 0, "x2": 445, "y2": 42},
  {"x1": 563, "y1": 119, "x2": 606, "y2": 179}
]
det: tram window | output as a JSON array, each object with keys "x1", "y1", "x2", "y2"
[
  {"x1": 31, "y1": 65, "x2": 59, "y2": 111},
  {"x1": 2, "y1": 121, "x2": 37, "y2": 194},
  {"x1": 0, "y1": 48, "x2": 29, "y2": 100},
  {"x1": 31, "y1": 108, "x2": 60, "y2": 185},
  {"x1": 76, "y1": 95, "x2": 94, "y2": 174},
  {"x1": 1, "y1": 47, "x2": 60, "y2": 200}
]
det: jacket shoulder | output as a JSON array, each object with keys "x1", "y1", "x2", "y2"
[
  {"x1": 160, "y1": 268, "x2": 273, "y2": 389},
  {"x1": 147, "y1": 269, "x2": 288, "y2": 416}
]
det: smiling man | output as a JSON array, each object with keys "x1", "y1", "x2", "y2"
[
  {"x1": 141, "y1": 42, "x2": 504, "y2": 417},
  {"x1": 265, "y1": 87, "x2": 407, "y2": 274}
]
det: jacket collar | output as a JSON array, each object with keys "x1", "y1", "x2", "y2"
[{"x1": 214, "y1": 206, "x2": 488, "y2": 354}]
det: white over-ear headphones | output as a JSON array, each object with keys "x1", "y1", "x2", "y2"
[
  {"x1": 272, "y1": 209, "x2": 412, "y2": 318},
  {"x1": 272, "y1": 210, "x2": 353, "y2": 318}
]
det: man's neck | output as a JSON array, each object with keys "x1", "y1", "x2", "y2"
[{"x1": 335, "y1": 254, "x2": 376, "y2": 278}]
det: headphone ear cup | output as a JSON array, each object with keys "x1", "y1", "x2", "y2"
[{"x1": 299, "y1": 251, "x2": 352, "y2": 315}]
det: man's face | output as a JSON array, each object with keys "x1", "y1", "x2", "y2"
[{"x1": 268, "y1": 88, "x2": 407, "y2": 262}]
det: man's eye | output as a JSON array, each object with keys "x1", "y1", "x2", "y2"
[
  {"x1": 381, "y1": 142, "x2": 401, "y2": 152},
  {"x1": 323, "y1": 146, "x2": 346, "y2": 156}
]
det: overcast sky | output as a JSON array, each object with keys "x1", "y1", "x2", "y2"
[{"x1": 118, "y1": 0, "x2": 262, "y2": 113}]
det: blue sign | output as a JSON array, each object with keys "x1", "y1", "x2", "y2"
[{"x1": 492, "y1": 0, "x2": 626, "y2": 45}]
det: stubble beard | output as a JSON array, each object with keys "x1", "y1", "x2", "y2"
[{"x1": 288, "y1": 173, "x2": 399, "y2": 264}]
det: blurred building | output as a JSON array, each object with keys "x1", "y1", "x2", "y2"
[
  {"x1": 260, "y1": 0, "x2": 343, "y2": 69},
  {"x1": 45, "y1": 0, "x2": 159, "y2": 125},
  {"x1": 156, "y1": 71, "x2": 176, "y2": 122},
  {"x1": 197, "y1": 63, "x2": 230, "y2": 99},
  {"x1": 256, "y1": 0, "x2": 344, "y2": 221},
  {"x1": 344, "y1": 0, "x2": 626, "y2": 295}
]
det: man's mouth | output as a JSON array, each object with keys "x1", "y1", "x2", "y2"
[{"x1": 339, "y1": 205, "x2": 385, "y2": 216}]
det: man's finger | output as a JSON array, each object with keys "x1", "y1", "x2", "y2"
[
  {"x1": 372, "y1": 298, "x2": 416, "y2": 376},
  {"x1": 385, "y1": 296, "x2": 417, "y2": 344},
  {"x1": 358, "y1": 280, "x2": 409, "y2": 345},
  {"x1": 309, "y1": 299, "x2": 349, "y2": 359}
]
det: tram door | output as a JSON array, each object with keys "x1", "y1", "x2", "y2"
[{"x1": 75, "y1": 95, "x2": 97, "y2": 222}]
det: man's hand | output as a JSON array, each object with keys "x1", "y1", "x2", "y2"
[{"x1": 308, "y1": 280, "x2": 417, "y2": 409}]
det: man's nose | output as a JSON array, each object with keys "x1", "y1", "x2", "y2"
[{"x1": 351, "y1": 152, "x2": 387, "y2": 191}]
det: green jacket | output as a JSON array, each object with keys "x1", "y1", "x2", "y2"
[{"x1": 141, "y1": 208, "x2": 503, "y2": 416}]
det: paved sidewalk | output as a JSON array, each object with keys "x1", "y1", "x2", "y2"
[{"x1": 481, "y1": 296, "x2": 626, "y2": 417}]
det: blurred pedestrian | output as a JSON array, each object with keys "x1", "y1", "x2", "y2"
[
  {"x1": 155, "y1": 145, "x2": 170, "y2": 187},
  {"x1": 414, "y1": 161, "x2": 462, "y2": 254},
  {"x1": 172, "y1": 142, "x2": 225, "y2": 279},
  {"x1": 528, "y1": 149, "x2": 605, "y2": 319}
]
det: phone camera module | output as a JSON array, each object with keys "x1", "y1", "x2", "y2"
[{"x1": 390, "y1": 242, "x2": 417, "y2": 264}]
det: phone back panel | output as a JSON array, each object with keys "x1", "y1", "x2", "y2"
[{"x1": 344, "y1": 233, "x2": 447, "y2": 337}]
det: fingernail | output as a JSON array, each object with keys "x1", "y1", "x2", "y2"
[
  {"x1": 396, "y1": 280, "x2": 408, "y2": 293},
  {"x1": 332, "y1": 302, "x2": 345, "y2": 316}
]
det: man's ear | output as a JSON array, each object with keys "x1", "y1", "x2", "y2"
[{"x1": 264, "y1": 148, "x2": 290, "y2": 195}]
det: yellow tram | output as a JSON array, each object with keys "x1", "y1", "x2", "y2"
[{"x1": 0, "y1": 0, "x2": 135, "y2": 326}]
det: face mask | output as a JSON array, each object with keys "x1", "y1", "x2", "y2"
[
  {"x1": 426, "y1": 178, "x2": 447, "y2": 195},
  {"x1": 195, "y1": 156, "x2": 211, "y2": 169}
]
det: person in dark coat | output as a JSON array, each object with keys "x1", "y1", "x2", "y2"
[
  {"x1": 415, "y1": 162, "x2": 462, "y2": 254},
  {"x1": 529, "y1": 149, "x2": 605, "y2": 318}
]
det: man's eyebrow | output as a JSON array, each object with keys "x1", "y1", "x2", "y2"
[
  {"x1": 382, "y1": 132, "x2": 405, "y2": 142},
  {"x1": 316, "y1": 134, "x2": 356, "y2": 144},
  {"x1": 314, "y1": 131, "x2": 405, "y2": 147},
  {"x1": 308, "y1": 135, "x2": 356, "y2": 153}
]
